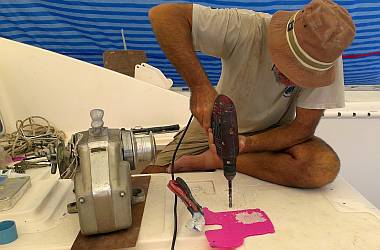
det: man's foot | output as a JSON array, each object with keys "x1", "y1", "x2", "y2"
[{"x1": 169, "y1": 148, "x2": 223, "y2": 173}]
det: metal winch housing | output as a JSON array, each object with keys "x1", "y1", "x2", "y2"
[{"x1": 73, "y1": 109, "x2": 156, "y2": 235}]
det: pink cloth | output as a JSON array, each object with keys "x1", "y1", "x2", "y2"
[{"x1": 203, "y1": 207, "x2": 275, "y2": 248}]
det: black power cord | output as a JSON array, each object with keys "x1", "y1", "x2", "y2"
[{"x1": 170, "y1": 115, "x2": 193, "y2": 250}]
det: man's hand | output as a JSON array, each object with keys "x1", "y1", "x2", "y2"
[
  {"x1": 190, "y1": 84, "x2": 218, "y2": 130},
  {"x1": 234, "y1": 108, "x2": 324, "y2": 153}
]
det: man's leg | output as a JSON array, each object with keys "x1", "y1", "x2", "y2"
[
  {"x1": 236, "y1": 137, "x2": 340, "y2": 188},
  {"x1": 167, "y1": 136, "x2": 340, "y2": 188},
  {"x1": 142, "y1": 119, "x2": 209, "y2": 174}
]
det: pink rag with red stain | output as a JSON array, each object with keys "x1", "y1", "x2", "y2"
[{"x1": 203, "y1": 207, "x2": 275, "y2": 248}]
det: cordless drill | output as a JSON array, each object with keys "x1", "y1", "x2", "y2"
[{"x1": 211, "y1": 95, "x2": 239, "y2": 208}]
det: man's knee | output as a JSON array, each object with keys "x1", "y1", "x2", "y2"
[
  {"x1": 291, "y1": 139, "x2": 340, "y2": 188},
  {"x1": 303, "y1": 152, "x2": 340, "y2": 188}
]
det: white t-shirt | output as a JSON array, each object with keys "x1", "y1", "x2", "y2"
[{"x1": 192, "y1": 4, "x2": 345, "y2": 133}]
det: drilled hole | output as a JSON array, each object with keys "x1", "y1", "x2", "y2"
[
  {"x1": 353, "y1": 112, "x2": 356, "y2": 117},
  {"x1": 368, "y1": 113, "x2": 371, "y2": 117},
  {"x1": 337, "y1": 112, "x2": 341, "y2": 117}
]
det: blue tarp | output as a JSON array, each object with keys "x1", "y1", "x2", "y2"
[{"x1": 0, "y1": 0, "x2": 379, "y2": 86}]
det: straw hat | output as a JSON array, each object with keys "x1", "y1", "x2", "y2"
[{"x1": 268, "y1": 0, "x2": 356, "y2": 88}]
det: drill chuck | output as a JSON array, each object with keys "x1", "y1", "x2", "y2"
[{"x1": 223, "y1": 161, "x2": 236, "y2": 181}]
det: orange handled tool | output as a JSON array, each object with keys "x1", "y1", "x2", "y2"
[{"x1": 167, "y1": 177, "x2": 205, "y2": 231}]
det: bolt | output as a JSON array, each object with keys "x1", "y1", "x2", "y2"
[
  {"x1": 120, "y1": 191, "x2": 125, "y2": 197},
  {"x1": 79, "y1": 197, "x2": 85, "y2": 203}
]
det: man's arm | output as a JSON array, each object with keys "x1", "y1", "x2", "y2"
[
  {"x1": 149, "y1": 4, "x2": 217, "y2": 129},
  {"x1": 240, "y1": 107, "x2": 324, "y2": 153}
]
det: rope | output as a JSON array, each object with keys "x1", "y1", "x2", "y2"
[{"x1": 0, "y1": 116, "x2": 65, "y2": 158}]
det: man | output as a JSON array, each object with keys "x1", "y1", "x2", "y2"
[{"x1": 147, "y1": 0, "x2": 356, "y2": 188}]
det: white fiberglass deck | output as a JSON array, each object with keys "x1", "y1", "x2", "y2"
[{"x1": 1, "y1": 168, "x2": 379, "y2": 250}]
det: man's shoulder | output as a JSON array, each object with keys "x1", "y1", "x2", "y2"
[
  {"x1": 193, "y1": 4, "x2": 272, "y2": 20},
  {"x1": 191, "y1": 3, "x2": 272, "y2": 60},
  {"x1": 193, "y1": 4, "x2": 272, "y2": 41}
]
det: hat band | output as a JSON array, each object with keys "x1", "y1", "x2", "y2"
[{"x1": 286, "y1": 11, "x2": 335, "y2": 71}]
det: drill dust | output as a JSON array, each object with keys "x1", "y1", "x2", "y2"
[{"x1": 235, "y1": 211, "x2": 266, "y2": 224}]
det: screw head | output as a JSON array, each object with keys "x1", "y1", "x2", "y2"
[
  {"x1": 79, "y1": 197, "x2": 85, "y2": 203},
  {"x1": 120, "y1": 191, "x2": 125, "y2": 197}
]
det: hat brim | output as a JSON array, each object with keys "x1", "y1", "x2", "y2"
[{"x1": 268, "y1": 11, "x2": 336, "y2": 88}]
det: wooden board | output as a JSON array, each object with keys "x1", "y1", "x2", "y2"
[
  {"x1": 71, "y1": 175, "x2": 151, "y2": 250},
  {"x1": 103, "y1": 50, "x2": 147, "y2": 77}
]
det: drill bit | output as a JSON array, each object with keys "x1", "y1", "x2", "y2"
[{"x1": 228, "y1": 180, "x2": 233, "y2": 208}]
